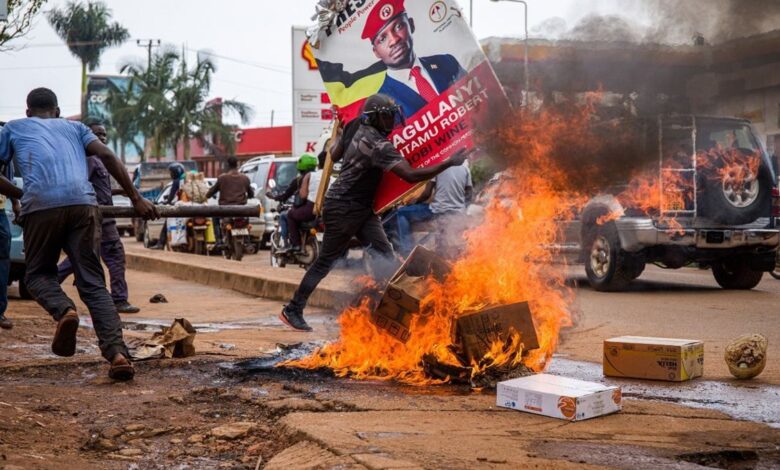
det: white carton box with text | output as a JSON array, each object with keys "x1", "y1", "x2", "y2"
[{"x1": 497, "y1": 374, "x2": 621, "y2": 421}]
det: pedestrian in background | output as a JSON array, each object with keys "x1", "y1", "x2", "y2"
[{"x1": 57, "y1": 122, "x2": 141, "y2": 314}]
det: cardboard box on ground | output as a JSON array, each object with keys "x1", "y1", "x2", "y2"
[
  {"x1": 371, "y1": 246, "x2": 539, "y2": 363},
  {"x1": 603, "y1": 336, "x2": 704, "y2": 382},
  {"x1": 497, "y1": 374, "x2": 622, "y2": 421}
]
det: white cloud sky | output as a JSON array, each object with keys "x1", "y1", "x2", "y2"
[{"x1": 0, "y1": 0, "x2": 633, "y2": 126}]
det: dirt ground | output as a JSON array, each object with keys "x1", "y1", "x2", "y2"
[{"x1": 1, "y1": 261, "x2": 780, "y2": 469}]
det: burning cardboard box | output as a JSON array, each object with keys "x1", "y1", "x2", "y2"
[
  {"x1": 453, "y1": 302, "x2": 539, "y2": 364},
  {"x1": 497, "y1": 374, "x2": 622, "y2": 421},
  {"x1": 371, "y1": 246, "x2": 451, "y2": 342},
  {"x1": 603, "y1": 336, "x2": 704, "y2": 382}
]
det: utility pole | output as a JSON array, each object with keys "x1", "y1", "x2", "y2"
[
  {"x1": 136, "y1": 39, "x2": 161, "y2": 69},
  {"x1": 489, "y1": 0, "x2": 528, "y2": 106}
]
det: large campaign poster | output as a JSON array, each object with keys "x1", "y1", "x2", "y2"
[
  {"x1": 292, "y1": 26, "x2": 334, "y2": 158},
  {"x1": 86, "y1": 75, "x2": 145, "y2": 164},
  {"x1": 312, "y1": 0, "x2": 508, "y2": 212}
]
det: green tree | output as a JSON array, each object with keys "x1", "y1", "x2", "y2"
[
  {"x1": 0, "y1": 0, "x2": 48, "y2": 50},
  {"x1": 118, "y1": 48, "x2": 252, "y2": 160},
  {"x1": 105, "y1": 82, "x2": 143, "y2": 163},
  {"x1": 169, "y1": 53, "x2": 251, "y2": 159},
  {"x1": 47, "y1": 1, "x2": 129, "y2": 118}
]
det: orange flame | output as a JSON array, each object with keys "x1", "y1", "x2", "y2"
[{"x1": 284, "y1": 104, "x2": 588, "y2": 385}]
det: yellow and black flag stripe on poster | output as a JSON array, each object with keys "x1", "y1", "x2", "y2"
[{"x1": 317, "y1": 60, "x2": 387, "y2": 123}]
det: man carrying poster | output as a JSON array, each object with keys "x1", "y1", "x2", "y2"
[
  {"x1": 279, "y1": 94, "x2": 469, "y2": 332},
  {"x1": 314, "y1": 0, "x2": 508, "y2": 213}
]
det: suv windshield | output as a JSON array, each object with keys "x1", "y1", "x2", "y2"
[{"x1": 697, "y1": 119, "x2": 760, "y2": 154}]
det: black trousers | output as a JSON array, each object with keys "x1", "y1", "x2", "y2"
[
  {"x1": 289, "y1": 199, "x2": 397, "y2": 313},
  {"x1": 58, "y1": 237, "x2": 129, "y2": 303},
  {"x1": 23, "y1": 205, "x2": 128, "y2": 361}
]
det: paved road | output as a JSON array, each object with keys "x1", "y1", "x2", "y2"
[
  {"x1": 2, "y1": 260, "x2": 779, "y2": 468},
  {"x1": 562, "y1": 263, "x2": 779, "y2": 385}
]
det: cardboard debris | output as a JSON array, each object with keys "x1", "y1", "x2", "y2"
[
  {"x1": 371, "y1": 246, "x2": 451, "y2": 342},
  {"x1": 603, "y1": 336, "x2": 704, "y2": 382},
  {"x1": 453, "y1": 302, "x2": 540, "y2": 364},
  {"x1": 129, "y1": 318, "x2": 197, "y2": 360},
  {"x1": 497, "y1": 374, "x2": 621, "y2": 421}
]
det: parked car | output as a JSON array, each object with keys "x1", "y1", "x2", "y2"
[
  {"x1": 238, "y1": 155, "x2": 299, "y2": 248},
  {"x1": 132, "y1": 160, "x2": 199, "y2": 241},
  {"x1": 112, "y1": 194, "x2": 134, "y2": 237},
  {"x1": 6, "y1": 179, "x2": 32, "y2": 299},
  {"x1": 557, "y1": 115, "x2": 779, "y2": 291},
  {"x1": 142, "y1": 178, "x2": 217, "y2": 247}
]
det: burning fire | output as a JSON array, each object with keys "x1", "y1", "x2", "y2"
[
  {"x1": 283, "y1": 105, "x2": 590, "y2": 385},
  {"x1": 597, "y1": 145, "x2": 762, "y2": 231}
]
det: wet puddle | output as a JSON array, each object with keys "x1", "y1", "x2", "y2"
[{"x1": 548, "y1": 355, "x2": 780, "y2": 428}]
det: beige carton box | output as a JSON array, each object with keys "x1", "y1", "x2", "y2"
[
  {"x1": 497, "y1": 374, "x2": 621, "y2": 421},
  {"x1": 371, "y1": 246, "x2": 451, "y2": 343},
  {"x1": 603, "y1": 336, "x2": 704, "y2": 382}
]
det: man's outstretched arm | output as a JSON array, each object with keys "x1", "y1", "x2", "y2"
[
  {"x1": 0, "y1": 176, "x2": 22, "y2": 199},
  {"x1": 390, "y1": 148, "x2": 471, "y2": 184},
  {"x1": 86, "y1": 140, "x2": 159, "y2": 219}
]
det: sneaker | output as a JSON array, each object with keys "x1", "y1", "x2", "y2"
[
  {"x1": 108, "y1": 353, "x2": 135, "y2": 381},
  {"x1": 52, "y1": 310, "x2": 79, "y2": 357},
  {"x1": 278, "y1": 305, "x2": 313, "y2": 332},
  {"x1": 115, "y1": 301, "x2": 141, "y2": 314},
  {"x1": 0, "y1": 314, "x2": 12, "y2": 330}
]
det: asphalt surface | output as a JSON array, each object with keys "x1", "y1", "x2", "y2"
[
  {"x1": 2, "y1": 252, "x2": 779, "y2": 468},
  {"x1": 563, "y1": 263, "x2": 779, "y2": 385}
]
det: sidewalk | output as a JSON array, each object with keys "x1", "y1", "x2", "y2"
[{"x1": 123, "y1": 240, "x2": 356, "y2": 309}]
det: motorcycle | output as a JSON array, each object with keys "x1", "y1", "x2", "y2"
[
  {"x1": 187, "y1": 216, "x2": 213, "y2": 256},
  {"x1": 222, "y1": 217, "x2": 251, "y2": 261},
  {"x1": 269, "y1": 202, "x2": 322, "y2": 268}
]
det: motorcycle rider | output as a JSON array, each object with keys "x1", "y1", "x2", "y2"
[
  {"x1": 267, "y1": 154, "x2": 318, "y2": 249},
  {"x1": 206, "y1": 156, "x2": 253, "y2": 245},
  {"x1": 278, "y1": 93, "x2": 470, "y2": 331},
  {"x1": 206, "y1": 156, "x2": 253, "y2": 206},
  {"x1": 151, "y1": 163, "x2": 185, "y2": 250}
]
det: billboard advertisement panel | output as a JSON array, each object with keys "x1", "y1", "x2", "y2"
[
  {"x1": 292, "y1": 26, "x2": 333, "y2": 158},
  {"x1": 86, "y1": 75, "x2": 145, "y2": 164},
  {"x1": 311, "y1": 0, "x2": 508, "y2": 212}
]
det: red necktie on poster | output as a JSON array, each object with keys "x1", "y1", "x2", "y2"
[{"x1": 410, "y1": 66, "x2": 438, "y2": 102}]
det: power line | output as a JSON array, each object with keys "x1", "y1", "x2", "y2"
[
  {"x1": 212, "y1": 77, "x2": 289, "y2": 95},
  {"x1": 0, "y1": 64, "x2": 81, "y2": 70},
  {"x1": 185, "y1": 47, "x2": 291, "y2": 75}
]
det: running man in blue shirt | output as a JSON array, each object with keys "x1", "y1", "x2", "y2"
[{"x1": 0, "y1": 88, "x2": 158, "y2": 381}]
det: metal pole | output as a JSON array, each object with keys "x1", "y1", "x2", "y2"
[
  {"x1": 99, "y1": 205, "x2": 261, "y2": 218},
  {"x1": 521, "y1": 0, "x2": 528, "y2": 107},
  {"x1": 469, "y1": 0, "x2": 473, "y2": 27},
  {"x1": 489, "y1": 0, "x2": 529, "y2": 106},
  {"x1": 136, "y1": 39, "x2": 161, "y2": 70}
]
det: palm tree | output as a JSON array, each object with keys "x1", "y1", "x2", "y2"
[
  {"x1": 47, "y1": 1, "x2": 129, "y2": 118},
  {"x1": 120, "y1": 49, "x2": 180, "y2": 158},
  {"x1": 169, "y1": 53, "x2": 252, "y2": 159},
  {"x1": 105, "y1": 82, "x2": 144, "y2": 162},
  {"x1": 118, "y1": 48, "x2": 252, "y2": 160}
]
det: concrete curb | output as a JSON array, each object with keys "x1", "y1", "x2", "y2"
[{"x1": 125, "y1": 252, "x2": 351, "y2": 310}]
